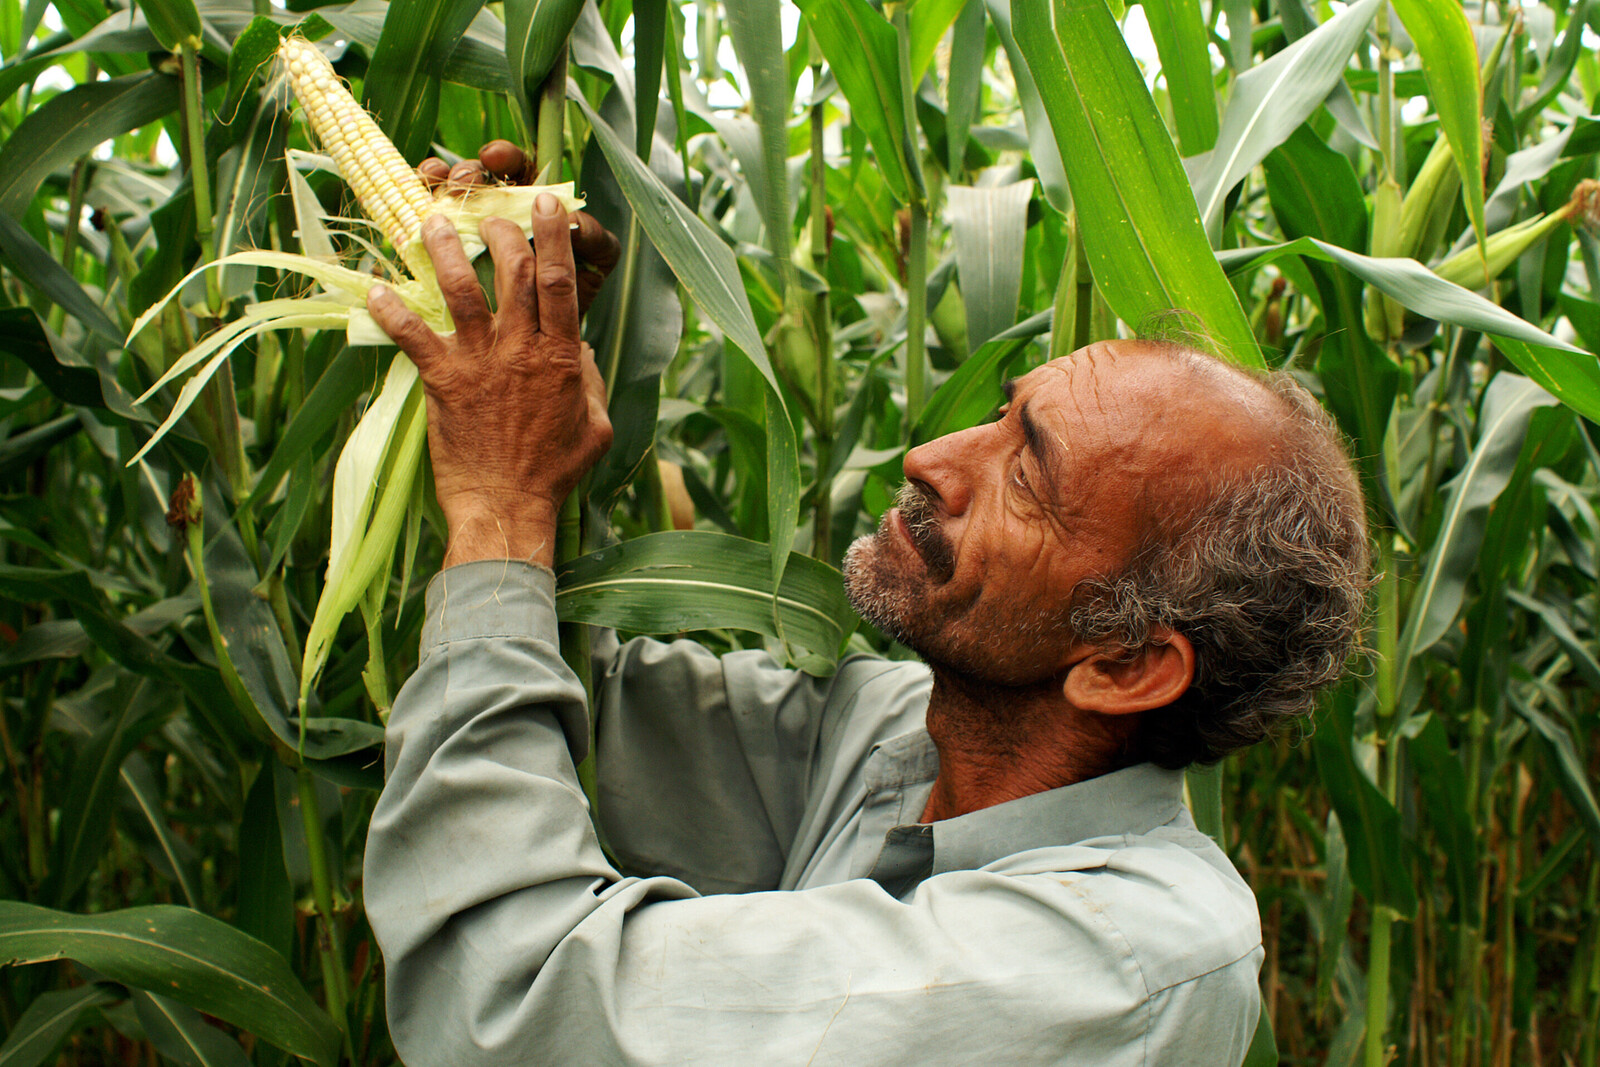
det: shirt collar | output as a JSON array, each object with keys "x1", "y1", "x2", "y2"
[{"x1": 929, "y1": 762, "x2": 1187, "y2": 874}]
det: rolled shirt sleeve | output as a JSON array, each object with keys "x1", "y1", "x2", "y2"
[{"x1": 364, "y1": 561, "x2": 1264, "y2": 1066}]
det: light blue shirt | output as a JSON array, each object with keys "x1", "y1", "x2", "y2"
[{"x1": 365, "y1": 561, "x2": 1264, "y2": 1065}]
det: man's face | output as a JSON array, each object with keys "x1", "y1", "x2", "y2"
[{"x1": 842, "y1": 342, "x2": 1274, "y2": 686}]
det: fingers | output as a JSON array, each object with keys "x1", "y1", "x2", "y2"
[
  {"x1": 368, "y1": 285, "x2": 444, "y2": 370},
  {"x1": 480, "y1": 216, "x2": 537, "y2": 333},
  {"x1": 531, "y1": 193, "x2": 581, "y2": 346},
  {"x1": 579, "y1": 342, "x2": 614, "y2": 456},
  {"x1": 421, "y1": 215, "x2": 491, "y2": 342},
  {"x1": 479, "y1": 140, "x2": 535, "y2": 183},
  {"x1": 418, "y1": 157, "x2": 449, "y2": 190},
  {"x1": 571, "y1": 212, "x2": 621, "y2": 272}
]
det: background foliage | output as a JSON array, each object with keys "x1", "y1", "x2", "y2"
[{"x1": 2, "y1": 0, "x2": 1600, "y2": 1064}]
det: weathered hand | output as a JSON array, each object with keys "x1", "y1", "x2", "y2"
[
  {"x1": 366, "y1": 193, "x2": 612, "y2": 568},
  {"x1": 419, "y1": 140, "x2": 620, "y2": 315}
]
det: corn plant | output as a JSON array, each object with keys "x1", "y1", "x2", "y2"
[{"x1": 2, "y1": 1, "x2": 1600, "y2": 1065}]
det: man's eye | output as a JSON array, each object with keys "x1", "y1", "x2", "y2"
[{"x1": 1012, "y1": 460, "x2": 1030, "y2": 491}]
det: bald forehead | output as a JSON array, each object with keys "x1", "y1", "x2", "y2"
[
  {"x1": 1019, "y1": 341, "x2": 1289, "y2": 506},
  {"x1": 1047, "y1": 340, "x2": 1278, "y2": 409}
]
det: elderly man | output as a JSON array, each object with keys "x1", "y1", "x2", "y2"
[{"x1": 362, "y1": 175, "x2": 1369, "y2": 1065}]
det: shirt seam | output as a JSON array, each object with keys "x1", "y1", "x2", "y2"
[{"x1": 422, "y1": 632, "x2": 564, "y2": 660}]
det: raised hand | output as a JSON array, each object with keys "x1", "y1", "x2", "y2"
[
  {"x1": 420, "y1": 140, "x2": 620, "y2": 315},
  {"x1": 366, "y1": 193, "x2": 612, "y2": 569}
]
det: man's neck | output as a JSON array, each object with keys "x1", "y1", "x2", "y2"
[{"x1": 918, "y1": 667, "x2": 1137, "y2": 823}]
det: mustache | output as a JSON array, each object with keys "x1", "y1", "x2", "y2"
[{"x1": 896, "y1": 481, "x2": 955, "y2": 582}]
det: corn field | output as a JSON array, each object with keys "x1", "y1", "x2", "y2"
[{"x1": 2, "y1": 0, "x2": 1600, "y2": 1063}]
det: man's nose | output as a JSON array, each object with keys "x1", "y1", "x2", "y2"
[{"x1": 902, "y1": 427, "x2": 982, "y2": 516}]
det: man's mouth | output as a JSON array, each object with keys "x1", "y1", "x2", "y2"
[
  {"x1": 891, "y1": 482, "x2": 955, "y2": 582},
  {"x1": 891, "y1": 508, "x2": 921, "y2": 561}
]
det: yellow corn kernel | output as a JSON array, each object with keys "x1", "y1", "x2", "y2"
[{"x1": 277, "y1": 37, "x2": 436, "y2": 271}]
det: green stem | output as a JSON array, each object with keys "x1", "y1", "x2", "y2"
[
  {"x1": 1365, "y1": 905, "x2": 1394, "y2": 1067},
  {"x1": 1365, "y1": 535, "x2": 1399, "y2": 1065},
  {"x1": 534, "y1": 48, "x2": 568, "y2": 184},
  {"x1": 809, "y1": 52, "x2": 834, "y2": 561},
  {"x1": 360, "y1": 590, "x2": 392, "y2": 721},
  {"x1": 1050, "y1": 212, "x2": 1080, "y2": 364},
  {"x1": 297, "y1": 768, "x2": 351, "y2": 1053},
  {"x1": 269, "y1": 571, "x2": 303, "y2": 668},
  {"x1": 890, "y1": 1, "x2": 928, "y2": 435},
  {"x1": 58, "y1": 157, "x2": 88, "y2": 270},
  {"x1": 179, "y1": 41, "x2": 221, "y2": 316},
  {"x1": 904, "y1": 199, "x2": 928, "y2": 432},
  {"x1": 1374, "y1": 540, "x2": 1398, "y2": 720},
  {"x1": 603, "y1": 215, "x2": 643, "y2": 398}
]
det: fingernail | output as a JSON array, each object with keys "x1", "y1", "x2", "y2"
[
  {"x1": 536, "y1": 192, "x2": 559, "y2": 217},
  {"x1": 369, "y1": 283, "x2": 391, "y2": 303},
  {"x1": 424, "y1": 214, "x2": 449, "y2": 235}
]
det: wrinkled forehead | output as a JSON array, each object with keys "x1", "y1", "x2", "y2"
[{"x1": 1018, "y1": 342, "x2": 1286, "y2": 469}]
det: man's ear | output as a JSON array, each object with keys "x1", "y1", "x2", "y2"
[{"x1": 1062, "y1": 629, "x2": 1196, "y2": 715}]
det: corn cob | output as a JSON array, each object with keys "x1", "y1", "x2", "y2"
[
  {"x1": 1431, "y1": 179, "x2": 1600, "y2": 290},
  {"x1": 278, "y1": 38, "x2": 437, "y2": 276}
]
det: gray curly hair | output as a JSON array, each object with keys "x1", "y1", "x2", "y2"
[{"x1": 1066, "y1": 349, "x2": 1371, "y2": 768}]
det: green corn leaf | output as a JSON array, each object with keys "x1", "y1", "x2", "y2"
[
  {"x1": 0, "y1": 70, "x2": 185, "y2": 221},
  {"x1": 578, "y1": 88, "x2": 685, "y2": 505},
  {"x1": 46, "y1": 677, "x2": 171, "y2": 907},
  {"x1": 133, "y1": 0, "x2": 202, "y2": 53},
  {"x1": 246, "y1": 342, "x2": 375, "y2": 508},
  {"x1": 557, "y1": 532, "x2": 856, "y2": 658},
  {"x1": 119, "y1": 754, "x2": 201, "y2": 909},
  {"x1": 0, "y1": 984, "x2": 121, "y2": 1067},
  {"x1": 1262, "y1": 126, "x2": 1399, "y2": 505},
  {"x1": 302, "y1": 370, "x2": 428, "y2": 701},
  {"x1": 1140, "y1": 0, "x2": 1218, "y2": 156},
  {"x1": 363, "y1": 0, "x2": 488, "y2": 164},
  {"x1": 1525, "y1": 0, "x2": 1595, "y2": 121},
  {"x1": 946, "y1": 180, "x2": 1034, "y2": 347},
  {"x1": 913, "y1": 309, "x2": 1050, "y2": 444},
  {"x1": 224, "y1": 16, "x2": 283, "y2": 114},
  {"x1": 213, "y1": 90, "x2": 288, "y2": 303},
  {"x1": 1242, "y1": 1011, "x2": 1278, "y2": 1067},
  {"x1": 945, "y1": 0, "x2": 985, "y2": 175},
  {"x1": 132, "y1": 991, "x2": 253, "y2": 1067},
  {"x1": 985, "y1": 0, "x2": 1068, "y2": 212},
  {"x1": 574, "y1": 94, "x2": 800, "y2": 591},
  {"x1": 1506, "y1": 590, "x2": 1600, "y2": 694},
  {"x1": 0, "y1": 903, "x2": 339, "y2": 1067},
  {"x1": 1314, "y1": 811, "x2": 1355, "y2": 1018},
  {"x1": 0, "y1": 307, "x2": 128, "y2": 411},
  {"x1": 908, "y1": 0, "x2": 966, "y2": 84},
  {"x1": 1216, "y1": 237, "x2": 1600, "y2": 423},
  {"x1": 1185, "y1": 762, "x2": 1225, "y2": 842},
  {"x1": 798, "y1": 0, "x2": 911, "y2": 204},
  {"x1": 632, "y1": 0, "x2": 667, "y2": 158},
  {"x1": 0, "y1": 214, "x2": 123, "y2": 344},
  {"x1": 1407, "y1": 714, "x2": 1480, "y2": 927},
  {"x1": 237, "y1": 768, "x2": 295, "y2": 962},
  {"x1": 1011, "y1": 0, "x2": 1260, "y2": 367},
  {"x1": 1395, "y1": 374, "x2": 1559, "y2": 698},
  {"x1": 725, "y1": 0, "x2": 792, "y2": 263},
  {"x1": 1388, "y1": 0, "x2": 1487, "y2": 258},
  {"x1": 1185, "y1": 0, "x2": 1380, "y2": 242},
  {"x1": 1509, "y1": 691, "x2": 1600, "y2": 850},
  {"x1": 1278, "y1": 0, "x2": 1377, "y2": 150},
  {"x1": 1312, "y1": 688, "x2": 1418, "y2": 917},
  {"x1": 505, "y1": 0, "x2": 586, "y2": 138}
]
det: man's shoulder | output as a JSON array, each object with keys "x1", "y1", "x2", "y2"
[{"x1": 987, "y1": 822, "x2": 1263, "y2": 997}]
